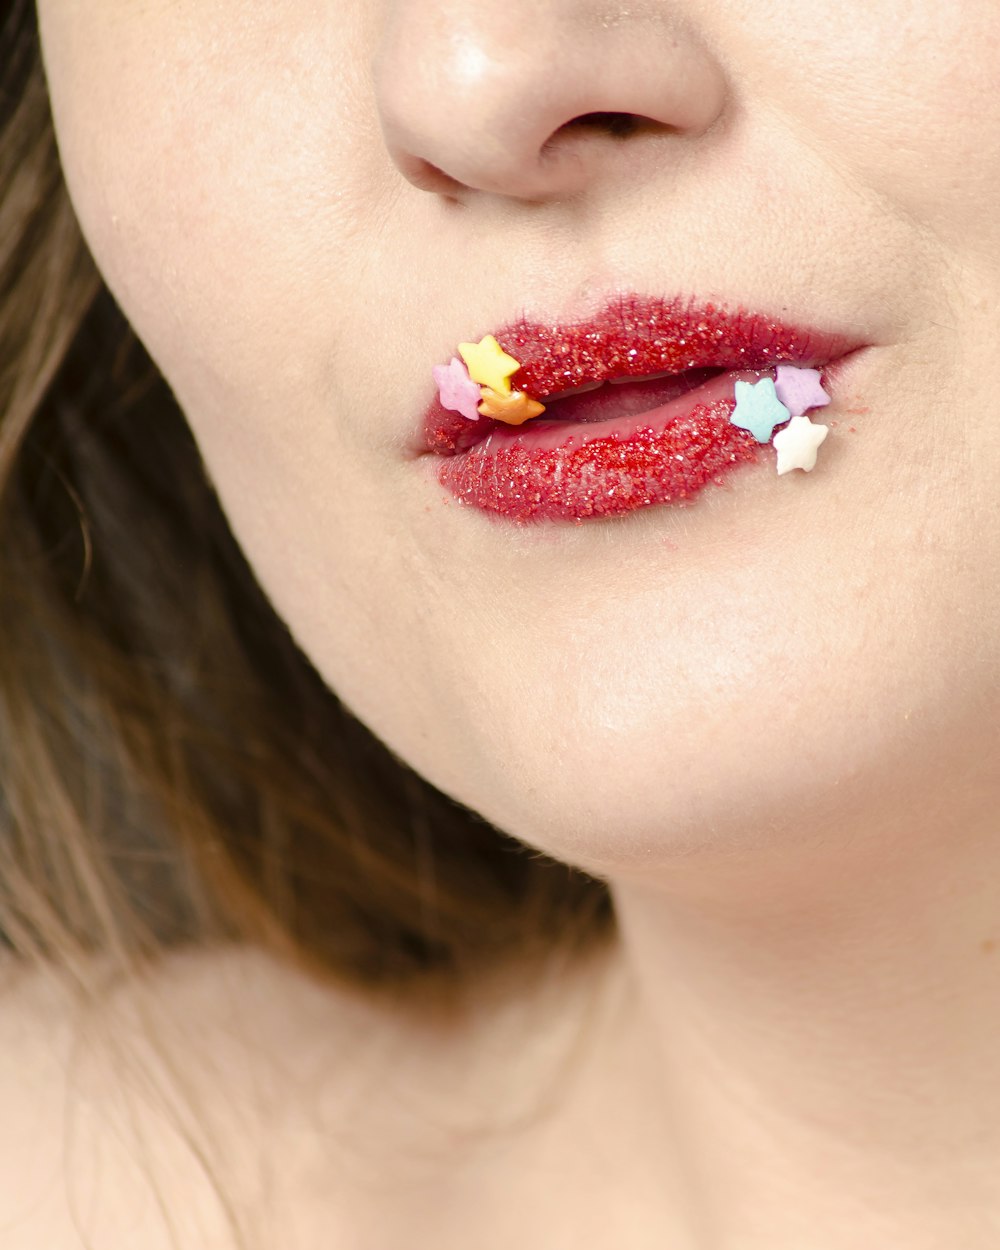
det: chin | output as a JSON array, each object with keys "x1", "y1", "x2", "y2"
[
  {"x1": 409, "y1": 638, "x2": 955, "y2": 891},
  {"x1": 404, "y1": 682, "x2": 777, "y2": 874}
]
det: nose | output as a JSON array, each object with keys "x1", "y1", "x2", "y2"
[{"x1": 373, "y1": 0, "x2": 728, "y2": 202}]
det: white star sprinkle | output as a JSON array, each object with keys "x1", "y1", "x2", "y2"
[{"x1": 771, "y1": 415, "x2": 829, "y2": 475}]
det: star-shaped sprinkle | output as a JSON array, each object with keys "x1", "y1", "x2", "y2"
[
  {"x1": 773, "y1": 365, "x2": 831, "y2": 417},
  {"x1": 432, "y1": 356, "x2": 482, "y2": 421},
  {"x1": 457, "y1": 335, "x2": 521, "y2": 395},
  {"x1": 477, "y1": 387, "x2": 546, "y2": 425},
  {"x1": 730, "y1": 377, "x2": 791, "y2": 444},
  {"x1": 771, "y1": 414, "x2": 829, "y2": 474}
]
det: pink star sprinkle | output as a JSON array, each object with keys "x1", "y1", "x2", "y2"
[
  {"x1": 433, "y1": 356, "x2": 482, "y2": 421},
  {"x1": 773, "y1": 365, "x2": 831, "y2": 417}
]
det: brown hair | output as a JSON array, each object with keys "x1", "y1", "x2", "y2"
[{"x1": 0, "y1": 0, "x2": 613, "y2": 1017}]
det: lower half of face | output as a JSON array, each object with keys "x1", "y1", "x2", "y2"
[{"x1": 36, "y1": 0, "x2": 1000, "y2": 883}]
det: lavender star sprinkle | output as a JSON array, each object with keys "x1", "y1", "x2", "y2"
[{"x1": 773, "y1": 365, "x2": 831, "y2": 418}]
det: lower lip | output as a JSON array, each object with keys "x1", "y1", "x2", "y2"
[{"x1": 433, "y1": 368, "x2": 783, "y2": 523}]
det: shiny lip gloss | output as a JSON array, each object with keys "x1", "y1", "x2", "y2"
[{"x1": 420, "y1": 294, "x2": 867, "y2": 524}]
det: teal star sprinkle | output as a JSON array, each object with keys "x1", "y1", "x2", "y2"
[{"x1": 730, "y1": 378, "x2": 792, "y2": 444}]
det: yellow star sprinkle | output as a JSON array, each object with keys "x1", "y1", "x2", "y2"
[
  {"x1": 458, "y1": 335, "x2": 521, "y2": 396},
  {"x1": 477, "y1": 387, "x2": 546, "y2": 425}
]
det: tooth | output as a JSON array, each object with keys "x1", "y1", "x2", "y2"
[
  {"x1": 608, "y1": 370, "x2": 677, "y2": 385},
  {"x1": 546, "y1": 381, "x2": 604, "y2": 401}
]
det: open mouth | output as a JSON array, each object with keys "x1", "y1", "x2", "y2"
[
  {"x1": 536, "y1": 366, "x2": 726, "y2": 422},
  {"x1": 514, "y1": 365, "x2": 732, "y2": 433},
  {"x1": 472, "y1": 365, "x2": 770, "y2": 457}
]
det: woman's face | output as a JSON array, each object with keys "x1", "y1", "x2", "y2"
[{"x1": 36, "y1": 0, "x2": 1000, "y2": 876}]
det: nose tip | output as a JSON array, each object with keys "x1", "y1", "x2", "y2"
[{"x1": 374, "y1": 3, "x2": 728, "y2": 202}]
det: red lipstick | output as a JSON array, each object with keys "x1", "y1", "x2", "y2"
[{"x1": 421, "y1": 295, "x2": 864, "y2": 524}]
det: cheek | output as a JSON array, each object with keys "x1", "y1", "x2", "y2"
[
  {"x1": 37, "y1": 4, "x2": 438, "y2": 751},
  {"x1": 735, "y1": 2, "x2": 1000, "y2": 253},
  {"x1": 38, "y1": 4, "x2": 383, "y2": 418}
]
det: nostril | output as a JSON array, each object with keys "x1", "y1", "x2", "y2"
[
  {"x1": 541, "y1": 112, "x2": 669, "y2": 166},
  {"x1": 561, "y1": 112, "x2": 645, "y2": 139}
]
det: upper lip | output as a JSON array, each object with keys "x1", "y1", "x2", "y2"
[{"x1": 420, "y1": 293, "x2": 867, "y2": 456}]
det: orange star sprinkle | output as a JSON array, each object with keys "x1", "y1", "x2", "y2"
[{"x1": 477, "y1": 387, "x2": 546, "y2": 425}]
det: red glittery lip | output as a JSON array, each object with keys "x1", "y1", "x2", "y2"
[{"x1": 419, "y1": 294, "x2": 867, "y2": 524}]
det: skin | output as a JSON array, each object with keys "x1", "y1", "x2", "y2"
[{"x1": 24, "y1": 0, "x2": 1000, "y2": 1245}]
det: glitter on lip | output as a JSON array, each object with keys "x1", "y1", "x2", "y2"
[{"x1": 418, "y1": 294, "x2": 866, "y2": 523}]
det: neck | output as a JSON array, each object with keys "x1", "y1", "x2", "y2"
[{"x1": 594, "y1": 805, "x2": 1000, "y2": 1249}]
